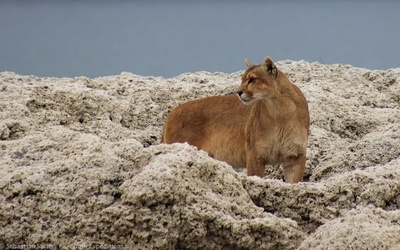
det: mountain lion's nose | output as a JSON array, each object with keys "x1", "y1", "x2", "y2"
[{"x1": 236, "y1": 90, "x2": 243, "y2": 97}]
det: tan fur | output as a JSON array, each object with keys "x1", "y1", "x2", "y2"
[{"x1": 162, "y1": 56, "x2": 310, "y2": 183}]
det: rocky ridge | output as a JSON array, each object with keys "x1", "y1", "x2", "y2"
[{"x1": 0, "y1": 60, "x2": 399, "y2": 249}]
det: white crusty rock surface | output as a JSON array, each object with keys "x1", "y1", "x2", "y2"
[{"x1": 0, "y1": 60, "x2": 399, "y2": 249}]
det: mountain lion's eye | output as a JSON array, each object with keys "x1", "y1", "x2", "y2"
[{"x1": 248, "y1": 78, "x2": 256, "y2": 84}]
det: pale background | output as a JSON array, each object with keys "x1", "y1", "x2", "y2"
[{"x1": 1, "y1": 0, "x2": 399, "y2": 78}]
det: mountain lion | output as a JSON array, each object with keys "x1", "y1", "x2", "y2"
[{"x1": 162, "y1": 56, "x2": 310, "y2": 183}]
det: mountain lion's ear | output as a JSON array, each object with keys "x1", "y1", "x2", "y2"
[
  {"x1": 262, "y1": 56, "x2": 278, "y2": 78},
  {"x1": 244, "y1": 58, "x2": 254, "y2": 68}
]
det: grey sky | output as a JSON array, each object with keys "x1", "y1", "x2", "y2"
[{"x1": 0, "y1": 1, "x2": 399, "y2": 77}]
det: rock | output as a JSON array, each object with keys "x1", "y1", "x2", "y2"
[
  {"x1": 298, "y1": 206, "x2": 400, "y2": 250},
  {"x1": 0, "y1": 60, "x2": 399, "y2": 249},
  {"x1": 120, "y1": 144, "x2": 305, "y2": 249}
]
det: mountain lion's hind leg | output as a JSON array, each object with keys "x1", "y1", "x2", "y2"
[{"x1": 246, "y1": 153, "x2": 266, "y2": 178}]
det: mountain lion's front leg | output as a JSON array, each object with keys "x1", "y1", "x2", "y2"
[{"x1": 283, "y1": 154, "x2": 306, "y2": 183}]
